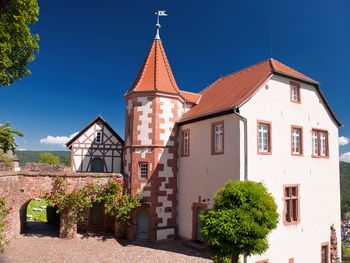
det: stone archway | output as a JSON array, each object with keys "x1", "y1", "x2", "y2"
[
  {"x1": 0, "y1": 171, "x2": 122, "y2": 243},
  {"x1": 19, "y1": 197, "x2": 59, "y2": 237}
]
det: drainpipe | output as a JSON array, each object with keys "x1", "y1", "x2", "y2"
[
  {"x1": 233, "y1": 108, "x2": 248, "y2": 263},
  {"x1": 233, "y1": 108, "x2": 248, "y2": 181}
]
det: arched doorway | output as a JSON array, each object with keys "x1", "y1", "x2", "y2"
[
  {"x1": 20, "y1": 198, "x2": 59, "y2": 236},
  {"x1": 136, "y1": 210, "x2": 149, "y2": 239},
  {"x1": 91, "y1": 158, "x2": 104, "y2": 173}
]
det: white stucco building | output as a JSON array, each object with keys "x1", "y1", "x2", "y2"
[{"x1": 121, "y1": 24, "x2": 341, "y2": 262}]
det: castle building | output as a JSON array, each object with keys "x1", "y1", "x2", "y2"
[{"x1": 124, "y1": 18, "x2": 341, "y2": 262}]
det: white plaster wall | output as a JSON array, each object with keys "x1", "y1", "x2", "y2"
[
  {"x1": 137, "y1": 97, "x2": 152, "y2": 145},
  {"x1": 177, "y1": 114, "x2": 241, "y2": 238},
  {"x1": 159, "y1": 97, "x2": 175, "y2": 146},
  {"x1": 238, "y1": 75, "x2": 341, "y2": 262}
]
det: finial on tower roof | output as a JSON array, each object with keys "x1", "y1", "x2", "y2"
[{"x1": 155, "y1": 10, "x2": 168, "y2": 40}]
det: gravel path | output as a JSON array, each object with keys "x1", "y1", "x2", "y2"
[{"x1": 0, "y1": 223, "x2": 212, "y2": 263}]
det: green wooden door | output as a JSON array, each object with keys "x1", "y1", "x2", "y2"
[
  {"x1": 90, "y1": 203, "x2": 104, "y2": 226},
  {"x1": 91, "y1": 158, "x2": 104, "y2": 173},
  {"x1": 196, "y1": 208, "x2": 204, "y2": 242},
  {"x1": 136, "y1": 211, "x2": 149, "y2": 239}
]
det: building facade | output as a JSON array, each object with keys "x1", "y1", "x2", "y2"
[
  {"x1": 66, "y1": 116, "x2": 123, "y2": 173},
  {"x1": 123, "y1": 30, "x2": 341, "y2": 262}
]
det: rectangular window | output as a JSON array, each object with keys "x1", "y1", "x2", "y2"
[
  {"x1": 284, "y1": 185, "x2": 299, "y2": 224},
  {"x1": 212, "y1": 122, "x2": 224, "y2": 154},
  {"x1": 257, "y1": 121, "x2": 272, "y2": 154},
  {"x1": 290, "y1": 81, "x2": 301, "y2": 103},
  {"x1": 139, "y1": 163, "x2": 148, "y2": 179},
  {"x1": 181, "y1": 129, "x2": 190, "y2": 156},
  {"x1": 312, "y1": 129, "x2": 329, "y2": 158},
  {"x1": 321, "y1": 243, "x2": 329, "y2": 263},
  {"x1": 95, "y1": 132, "x2": 102, "y2": 143},
  {"x1": 291, "y1": 126, "x2": 303, "y2": 155}
]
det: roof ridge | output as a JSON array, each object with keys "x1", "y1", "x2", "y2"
[
  {"x1": 130, "y1": 41, "x2": 155, "y2": 91},
  {"x1": 157, "y1": 39, "x2": 180, "y2": 93},
  {"x1": 199, "y1": 59, "x2": 271, "y2": 95}
]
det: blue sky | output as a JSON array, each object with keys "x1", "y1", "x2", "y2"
[{"x1": 1, "y1": 0, "x2": 350, "y2": 158}]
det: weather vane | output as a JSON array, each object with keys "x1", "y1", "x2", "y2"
[{"x1": 155, "y1": 10, "x2": 168, "y2": 40}]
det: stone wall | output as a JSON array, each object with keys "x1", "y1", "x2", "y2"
[{"x1": 0, "y1": 171, "x2": 122, "y2": 243}]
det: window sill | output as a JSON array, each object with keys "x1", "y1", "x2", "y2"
[
  {"x1": 311, "y1": 155, "x2": 329, "y2": 159},
  {"x1": 291, "y1": 153, "x2": 303, "y2": 157},
  {"x1": 283, "y1": 221, "x2": 300, "y2": 226},
  {"x1": 211, "y1": 151, "x2": 224, "y2": 155},
  {"x1": 257, "y1": 151, "x2": 272, "y2": 155}
]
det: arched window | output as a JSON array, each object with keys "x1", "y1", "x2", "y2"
[{"x1": 91, "y1": 158, "x2": 104, "y2": 173}]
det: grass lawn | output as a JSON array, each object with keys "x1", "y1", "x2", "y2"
[{"x1": 26, "y1": 198, "x2": 48, "y2": 222}]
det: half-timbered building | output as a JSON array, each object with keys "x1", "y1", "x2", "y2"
[{"x1": 66, "y1": 116, "x2": 123, "y2": 173}]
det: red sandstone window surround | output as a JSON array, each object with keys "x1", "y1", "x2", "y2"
[
  {"x1": 181, "y1": 129, "x2": 190, "y2": 157},
  {"x1": 291, "y1": 125, "x2": 303, "y2": 156},
  {"x1": 321, "y1": 242, "x2": 329, "y2": 263},
  {"x1": 256, "y1": 260, "x2": 268, "y2": 263},
  {"x1": 257, "y1": 120, "x2": 272, "y2": 154},
  {"x1": 311, "y1": 129, "x2": 329, "y2": 158},
  {"x1": 289, "y1": 258, "x2": 294, "y2": 263},
  {"x1": 290, "y1": 81, "x2": 301, "y2": 103},
  {"x1": 211, "y1": 121, "x2": 224, "y2": 155},
  {"x1": 283, "y1": 184, "x2": 300, "y2": 225},
  {"x1": 139, "y1": 162, "x2": 148, "y2": 179}
]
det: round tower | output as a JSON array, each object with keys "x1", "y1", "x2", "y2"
[{"x1": 124, "y1": 28, "x2": 186, "y2": 241}]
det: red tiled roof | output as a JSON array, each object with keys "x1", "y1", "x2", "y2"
[
  {"x1": 127, "y1": 39, "x2": 180, "y2": 94},
  {"x1": 180, "y1": 58, "x2": 341, "y2": 126},
  {"x1": 179, "y1": 90, "x2": 202, "y2": 104}
]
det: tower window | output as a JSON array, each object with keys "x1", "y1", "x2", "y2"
[{"x1": 139, "y1": 163, "x2": 148, "y2": 179}]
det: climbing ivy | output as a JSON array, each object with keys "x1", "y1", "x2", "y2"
[
  {"x1": 0, "y1": 197, "x2": 9, "y2": 252},
  {"x1": 45, "y1": 177, "x2": 141, "y2": 226}
]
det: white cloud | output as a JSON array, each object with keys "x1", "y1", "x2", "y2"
[
  {"x1": 17, "y1": 148, "x2": 26, "y2": 151},
  {"x1": 40, "y1": 132, "x2": 79, "y2": 147},
  {"x1": 340, "y1": 152, "x2": 350, "y2": 163},
  {"x1": 339, "y1": 136, "x2": 349, "y2": 146}
]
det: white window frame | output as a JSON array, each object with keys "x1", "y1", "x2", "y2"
[
  {"x1": 212, "y1": 122, "x2": 224, "y2": 154},
  {"x1": 290, "y1": 81, "x2": 301, "y2": 103},
  {"x1": 291, "y1": 127, "x2": 302, "y2": 155},
  {"x1": 312, "y1": 129, "x2": 329, "y2": 157},
  {"x1": 182, "y1": 130, "x2": 190, "y2": 156},
  {"x1": 139, "y1": 163, "x2": 148, "y2": 179},
  {"x1": 258, "y1": 121, "x2": 271, "y2": 154}
]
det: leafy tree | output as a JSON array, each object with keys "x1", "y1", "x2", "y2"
[
  {"x1": 38, "y1": 152, "x2": 60, "y2": 165},
  {"x1": 200, "y1": 180, "x2": 279, "y2": 263},
  {"x1": 0, "y1": 122, "x2": 23, "y2": 153},
  {"x1": 0, "y1": 0, "x2": 39, "y2": 86}
]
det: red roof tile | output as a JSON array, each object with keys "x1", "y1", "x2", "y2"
[
  {"x1": 179, "y1": 90, "x2": 202, "y2": 104},
  {"x1": 180, "y1": 59, "x2": 340, "y2": 126},
  {"x1": 127, "y1": 39, "x2": 180, "y2": 94}
]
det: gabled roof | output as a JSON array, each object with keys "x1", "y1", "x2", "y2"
[
  {"x1": 66, "y1": 116, "x2": 124, "y2": 149},
  {"x1": 127, "y1": 39, "x2": 180, "y2": 95},
  {"x1": 179, "y1": 58, "x2": 341, "y2": 126},
  {"x1": 179, "y1": 90, "x2": 202, "y2": 104}
]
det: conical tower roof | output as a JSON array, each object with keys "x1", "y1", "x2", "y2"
[{"x1": 127, "y1": 39, "x2": 180, "y2": 95}]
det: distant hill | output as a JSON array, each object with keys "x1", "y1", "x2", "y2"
[
  {"x1": 16, "y1": 151, "x2": 70, "y2": 166},
  {"x1": 341, "y1": 161, "x2": 350, "y2": 215}
]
